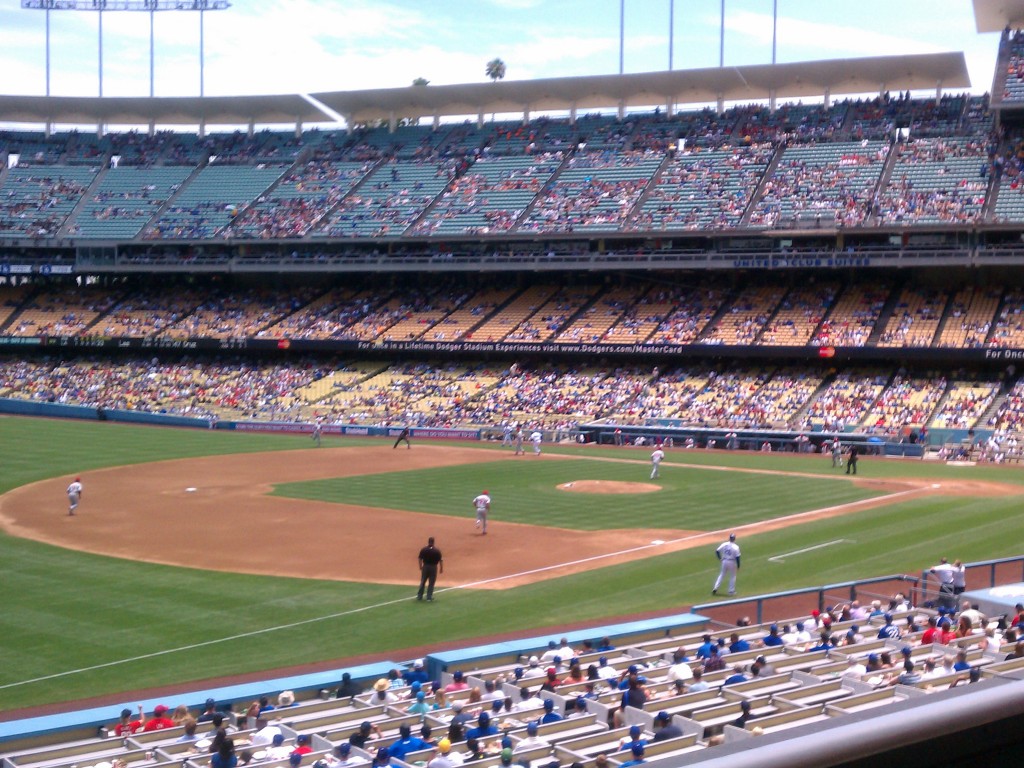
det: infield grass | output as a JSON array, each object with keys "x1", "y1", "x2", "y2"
[
  {"x1": 273, "y1": 458, "x2": 882, "y2": 531},
  {"x1": 2, "y1": 415, "x2": 1024, "y2": 713}
]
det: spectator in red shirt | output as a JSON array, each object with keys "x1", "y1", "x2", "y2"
[
  {"x1": 113, "y1": 706, "x2": 143, "y2": 737},
  {"x1": 920, "y1": 616, "x2": 940, "y2": 644},
  {"x1": 292, "y1": 735, "x2": 313, "y2": 756},
  {"x1": 143, "y1": 704, "x2": 175, "y2": 732},
  {"x1": 936, "y1": 618, "x2": 958, "y2": 645}
]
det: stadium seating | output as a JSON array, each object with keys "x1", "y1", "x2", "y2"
[
  {"x1": 0, "y1": 165, "x2": 98, "y2": 237},
  {"x1": 70, "y1": 166, "x2": 196, "y2": 240}
]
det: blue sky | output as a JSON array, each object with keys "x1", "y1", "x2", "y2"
[{"x1": 0, "y1": 0, "x2": 1000, "y2": 102}]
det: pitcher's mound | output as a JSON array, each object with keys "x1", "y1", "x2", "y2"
[{"x1": 557, "y1": 480, "x2": 661, "y2": 494}]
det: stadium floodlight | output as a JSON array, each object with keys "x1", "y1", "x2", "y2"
[{"x1": 21, "y1": 0, "x2": 231, "y2": 99}]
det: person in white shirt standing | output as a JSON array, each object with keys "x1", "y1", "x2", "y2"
[
  {"x1": 473, "y1": 490, "x2": 491, "y2": 535},
  {"x1": 712, "y1": 533, "x2": 741, "y2": 596},
  {"x1": 650, "y1": 447, "x2": 665, "y2": 479},
  {"x1": 530, "y1": 430, "x2": 543, "y2": 456},
  {"x1": 66, "y1": 476, "x2": 83, "y2": 516}
]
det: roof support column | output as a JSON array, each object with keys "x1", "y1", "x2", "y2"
[
  {"x1": 478, "y1": 109, "x2": 485, "y2": 129},
  {"x1": 148, "y1": 120, "x2": 156, "y2": 138},
  {"x1": 665, "y1": 97, "x2": 674, "y2": 117},
  {"x1": 570, "y1": 104, "x2": 577, "y2": 125},
  {"x1": 523, "y1": 107, "x2": 530, "y2": 125},
  {"x1": 388, "y1": 111, "x2": 397, "y2": 133},
  {"x1": 617, "y1": 100, "x2": 625, "y2": 121},
  {"x1": 433, "y1": 115, "x2": 440, "y2": 130},
  {"x1": 342, "y1": 114, "x2": 353, "y2": 134},
  {"x1": 823, "y1": 88, "x2": 831, "y2": 110},
  {"x1": 717, "y1": 93, "x2": 724, "y2": 115},
  {"x1": 247, "y1": 120, "x2": 255, "y2": 138},
  {"x1": 935, "y1": 81, "x2": 943, "y2": 103},
  {"x1": 295, "y1": 119, "x2": 302, "y2": 139},
  {"x1": 769, "y1": 89, "x2": 777, "y2": 113},
  {"x1": 199, "y1": 119, "x2": 206, "y2": 138}
]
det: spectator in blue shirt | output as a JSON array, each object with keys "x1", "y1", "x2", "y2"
[{"x1": 761, "y1": 624, "x2": 784, "y2": 647}]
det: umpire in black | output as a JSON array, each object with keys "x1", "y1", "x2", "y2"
[{"x1": 417, "y1": 537, "x2": 443, "y2": 601}]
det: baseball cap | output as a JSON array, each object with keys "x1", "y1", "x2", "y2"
[
  {"x1": 884, "y1": 612, "x2": 893, "y2": 622},
  {"x1": 631, "y1": 745, "x2": 644, "y2": 756},
  {"x1": 451, "y1": 700, "x2": 464, "y2": 711},
  {"x1": 769, "y1": 624, "x2": 778, "y2": 632},
  {"x1": 205, "y1": 698, "x2": 216, "y2": 708},
  {"x1": 120, "y1": 708, "x2": 132, "y2": 719},
  {"x1": 811, "y1": 609, "x2": 820, "y2": 618},
  {"x1": 868, "y1": 653, "x2": 880, "y2": 663},
  {"x1": 375, "y1": 748, "x2": 390, "y2": 763},
  {"x1": 153, "y1": 704, "x2": 168, "y2": 715},
  {"x1": 599, "y1": 656, "x2": 608, "y2": 665},
  {"x1": 543, "y1": 699, "x2": 554, "y2": 710},
  {"x1": 527, "y1": 722, "x2": 538, "y2": 735},
  {"x1": 479, "y1": 711, "x2": 490, "y2": 723},
  {"x1": 629, "y1": 725, "x2": 642, "y2": 737},
  {"x1": 901, "y1": 646, "x2": 913, "y2": 657},
  {"x1": 336, "y1": 744, "x2": 351, "y2": 756},
  {"x1": 289, "y1": 754, "x2": 302, "y2": 768},
  {"x1": 438, "y1": 739, "x2": 451, "y2": 754},
  {"x1": 414, "y1": 659, "x2": 424, "y2": 668},
  {"x1": 655, "y1": 711, "x2": 670, "y2": 723},
  {"x1": 272, "y1": 735, "x2": 286, "y2": 746},
  {"x1": 529, "y1": 656, "x2": 539, "y2": 664},
  {"x1": 453, "y1": 670, "x2": 464, "y2": 680},
  {"x1": 501, "y1": 749, "x2": 513, "y2": 762}
]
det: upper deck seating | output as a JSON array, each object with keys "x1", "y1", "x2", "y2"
[
  {"x1": 145, "y1": 164, "x2": 288, "y2": 239},
  {"x1": 518, "y1": 150, "x2": 662, "y2": 233},
  {"x1": 71, "y1": 166, "x2": 195, "y2": 239},
  {"x1": 631, "y1": 144, "x2": 772, "y2": 231},
  {"x1": 749, "y1": 141, "x2": 889, "y2": 229}
]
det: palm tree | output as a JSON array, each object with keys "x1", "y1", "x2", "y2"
[
  {"x1": 485, "y1": 58, "x2": 506, "y2": 83},
  {"x1": 412, "y1": 77, "x2": 429, "y2": 87}
]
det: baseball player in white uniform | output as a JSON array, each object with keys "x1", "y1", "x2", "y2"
[
  {"x1": 66, "y1": 477, "x2": 83, "y2": 516},
  {"x1": 530, "y1": 430, "x2": 543, "y2": 456},
  {"x1": 650, "y1": 447, "x2": 665, "y2": 479},
  {"x1": 473, "y1": 490, "x2": 491, "y2": 535},
  {"x1": 514, "y1": 427, "x2": 525, "y2": 455},
  {"x1": 712, "y1": 533, "x2": 741, "y2": 595}
]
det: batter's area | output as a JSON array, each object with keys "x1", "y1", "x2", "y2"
[{"x1": 1, "y1": 445, "x2": 1020, "y2": 590}]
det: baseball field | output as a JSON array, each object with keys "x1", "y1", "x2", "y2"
[{"x1": 2, "y1": 415, "x2": 1023, "y2": 716}]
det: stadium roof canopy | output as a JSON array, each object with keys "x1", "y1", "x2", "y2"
[
  {"x1": 973, "y1": 0, "x2": 1024, "y2": 32},
  {"x1": 311, "y1": 53, "x2": 971, "y2": 125},
  {"x1": 0, "y1": 52, "x2": 970, "y2": 130}
]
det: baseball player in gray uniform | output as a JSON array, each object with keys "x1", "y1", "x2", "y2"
[
  {"x1": 712, "y1": 533, "x2": 741, "y2": 595},
  {"x1": 66, "y1": 477, "x2": 83, "y2": 516},
  {"x1": 473, "y1": 490, "x2": 491, "y2": 535}
]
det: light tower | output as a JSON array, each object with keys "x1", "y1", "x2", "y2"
[{"x1": 21, "y1": 0, "x2": 231, "y2": 98}]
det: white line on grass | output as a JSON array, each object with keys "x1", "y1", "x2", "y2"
[
  {"x1": 768, "y1": 539, "x2": 851, "y2": 563},
  {"x1": 0, "y1": 486, "x2": 926, "y2": 692}
]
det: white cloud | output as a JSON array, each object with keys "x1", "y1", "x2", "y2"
[{"x1": 723, "y1": 10, "x2": 943, "y2": 59}]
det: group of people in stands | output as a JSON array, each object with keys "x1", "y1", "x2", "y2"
[
  {"x1": 0, "y1": 89, "x2": 1008, "y2": 245},
  {"x1": 108, "y1": 586, "x2": 1016, "y2": 768}
]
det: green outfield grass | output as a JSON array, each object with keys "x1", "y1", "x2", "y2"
[{"x1": 2, "y1": 415, "x2": 1024, "y2": 714}]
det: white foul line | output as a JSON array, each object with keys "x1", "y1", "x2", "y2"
[
  {"x1": 768, "y1": 539, "x2": 851, "y2": 563},
  {"x1": 0, "y1": 486, "x2": 927, "y2": 692}
]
